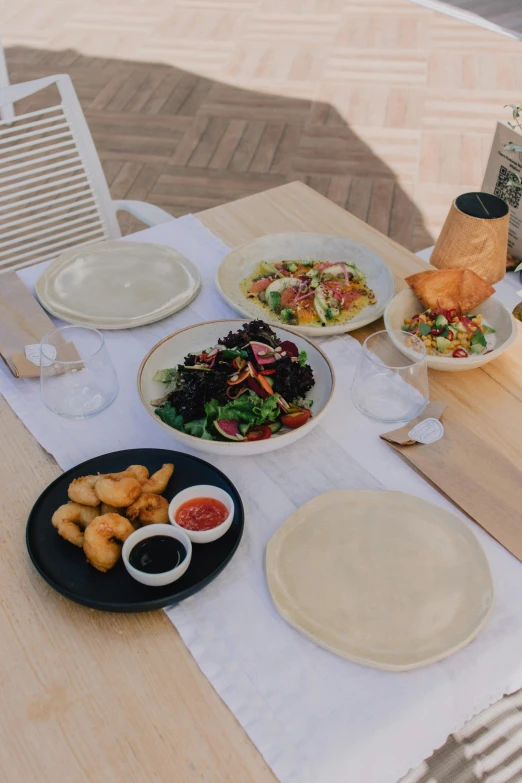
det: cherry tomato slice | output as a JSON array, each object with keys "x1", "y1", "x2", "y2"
[
  {"x1": 281, "y1": 408, "x2": 312, "y2": 429},
  {"x1": 245, "y1": 425, "x2": 272, "y2": 441},
  {"x1": 259, "y1": 368, "x2": 276, "y2": 375}
]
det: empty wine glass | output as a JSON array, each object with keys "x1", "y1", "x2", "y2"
[
  {"x1": 40, "y1": 326, "x2": 119, "y2": 418},
  {"x1": 351, "y1": 330, "x2": 429, "y2": 423}
]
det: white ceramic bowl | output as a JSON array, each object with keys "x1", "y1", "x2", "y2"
[
  {"x1": 216, "y1": 232, "x2": 396, "y2": 336},
  {"x1": 138, "y1": 319, "x2": 335, "y2": 456},
  {"x1": 384, "y1": 288, "x2": 519, "y2": 371},
  {"x1": 122, "y1": 524, "x2": 192, "y2": 587},
  {"x1": 168, "y1": 485, "x2": 234, "y2": 543}
]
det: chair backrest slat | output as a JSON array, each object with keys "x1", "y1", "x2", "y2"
[
  {"x1": 0, "y1": 109, "x2": 66, "y2": 137},
  {"x1": 0, "y1": 170, "x2": 87, "y2": 201},
  {"x1": 0, "y1": 75, "x2": 119, "y2": 273},
  {"x1": 2, "y1": 226, "x2": 106, "y2": 271},
  {"x1": 4, "y1": 196, "x2": 94, "y2": 228}
]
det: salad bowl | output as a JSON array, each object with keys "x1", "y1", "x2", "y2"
[
  {"x1": 384, "y1": 288, "x2": 518, "y2": 371},
  {"x1": 138, "y1": 320, "x2": 335, "y2": 456}
]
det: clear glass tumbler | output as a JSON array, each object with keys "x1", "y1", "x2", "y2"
[
  {"x1": 351, "y1": 329, "x2": 429, "y2": 423},
  {"x1": 40, "y1": 326, "x2": 119, "y2": 418}
]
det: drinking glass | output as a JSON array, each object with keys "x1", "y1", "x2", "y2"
[
  {"x1": 40, "y1": 326, "x2": 119, "y2": 418},
  {"x1": 351, "y1": 330, "x2": 428, "y2": 423}
]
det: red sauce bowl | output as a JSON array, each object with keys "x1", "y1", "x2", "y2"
[{"x1": 168, "y1": 485, "x2": 234, "y2": 543}]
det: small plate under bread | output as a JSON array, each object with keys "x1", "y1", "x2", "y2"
[{"x1": 385, "y1": 288, "x2": 518, "y2": 371}]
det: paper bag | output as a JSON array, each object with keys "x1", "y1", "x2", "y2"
[{"x1": 0, "y1": 273, "x2": 76, "y2": 378}]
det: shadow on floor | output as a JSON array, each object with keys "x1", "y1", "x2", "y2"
[
  {"x1": 5, "y1": 45, "x2": 433, "y2": 252},
  {"x1": 414, "y1": 0, "x2": 522, "y2": 36}
]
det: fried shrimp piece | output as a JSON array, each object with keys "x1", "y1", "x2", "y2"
[
  {"x1": 68, "y1": 475, "x2": 99, "y2": 507},
  {"x1": 100, "y1": 502, "x2": 123, "y2": 515},
  {"x1": 141, "y1": 464, "x2": 174, "y2": 494},
  {"x1": 52, "y1": 502, "x2": 100, "y2": 547},
  {"x1": 125, "y1": 465, "x2": 149, "y2": 484},
  {"x1": 103, "y1": 465, "x2": 149, "y2": 484},
  {"x1": 126, "y1": 493, "x2": 169, "y2": 526},
  {"x1": 83, "y1": 513, "x2": 135, "y2": 572},
  {"x1": 95, "y1": 474, "x2": 142, "y2": 507}
]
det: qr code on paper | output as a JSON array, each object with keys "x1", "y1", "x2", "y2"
[{"x1": 494, "y1": 165, "x2": 522, "y2": 209}]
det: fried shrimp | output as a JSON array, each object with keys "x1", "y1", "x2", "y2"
[
  {"x1": 126, "y1": 493, "x2": 169, "y2": 526},
  {"x1": 83, "y1": 513, "x2": 135, "y2": 572},
  {"x1": 100, "y1": 502, "x2": 123, "y2": 515},
  {"x1": 52, "y1": 502, "x2": 100, "y2": 547},
  {"x1": 103, "y1": 465, "x2": 149, "y2": 484},
  {"x1": 68, "y1": 475, "x2": 99, "y2": 507},
  {"x1": 95, "y1": 475, "x2": 142, "y2": 507},
  {"x1": 125, "y1": 465, "x2": 149, "y2": 484},
  {"x1": 141, "y1": 463, "x2": 174, "y2": 494}
]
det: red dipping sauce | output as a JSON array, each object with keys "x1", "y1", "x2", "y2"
[{"x1": 175, "y1": 497, "x2": 229, "y2": 531}]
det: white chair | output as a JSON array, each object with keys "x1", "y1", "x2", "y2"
[
  {"x1": 0, "y1": 39, "x2": 14, "y2": 123},
  {"x1": 0, "y1": 74, "x2": 174, "y2": 273}
]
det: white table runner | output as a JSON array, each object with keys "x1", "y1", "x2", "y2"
[{"x1": 3, "y1": 214, "x2": 522, "y2": 783}]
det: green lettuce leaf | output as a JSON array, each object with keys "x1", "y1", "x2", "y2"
[
  {"x1": 205, "y1": 391, "x2": 280, "y2": 428},
  {"x1": 157, "y1": 391, "x2": 280, "y2": 442},
  {"x1": 184, "y1": 417, "x2": 215, "y2": 440},
  {"x1": 155, "y1": 403, "x2": 185, "y2": 432}
]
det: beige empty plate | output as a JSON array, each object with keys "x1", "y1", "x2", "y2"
[
  {"x1": 266, "y1": 490, "x2": 494, "y2": 671},
  {"x1": 36, "y1": 240, "x2": 201, "y2": 329}
]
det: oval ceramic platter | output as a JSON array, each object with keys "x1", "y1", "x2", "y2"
[
  {"x1": 35, "y1": 240, "x2": 201, "y2": 329},
  {"x1": 266, "y1": 490, "x2": 494, "y2": 671},
  {"x1": 216, "y1": 232, "x2": 396, "y2": 336}
]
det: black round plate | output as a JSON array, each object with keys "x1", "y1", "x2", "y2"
[{"x1": 26, "y1": 448, "x2": 244, "y2": 612}]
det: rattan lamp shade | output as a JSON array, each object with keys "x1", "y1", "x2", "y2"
[{"x1": 430, "y1": 192, "x2": 509, "y2": 285}]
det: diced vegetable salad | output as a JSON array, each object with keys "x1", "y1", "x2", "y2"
[{"x1": 402, "y1": 307, "x2": 496, "y2": 357}]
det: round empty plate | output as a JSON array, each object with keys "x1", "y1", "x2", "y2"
[
  {"x1": 36, "y1": 240, "x2": 201, "y2": 329},
  {"x1": 266, "y1": 490, "x2": 494, "y2": 671}
]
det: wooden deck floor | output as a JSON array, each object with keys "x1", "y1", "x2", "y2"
[{"x1": 3, "y1": 0, "x2": 522, "y2": 252}]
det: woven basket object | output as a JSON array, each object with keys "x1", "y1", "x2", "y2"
[{"x1": 431, "y1": 192, "x2": 509, "y2": 285}]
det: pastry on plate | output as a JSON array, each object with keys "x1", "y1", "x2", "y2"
[{"x1": 405, "y1": 268, "x2": 494, "y2": 313}]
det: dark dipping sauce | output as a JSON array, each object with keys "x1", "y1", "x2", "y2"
[{"x1": 129, "y1": 536, "x2": 187, "y2": 574}]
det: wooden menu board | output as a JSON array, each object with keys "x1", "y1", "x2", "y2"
[{"x1": 200, "y1": 182, "x2": 522, "y2": 560}]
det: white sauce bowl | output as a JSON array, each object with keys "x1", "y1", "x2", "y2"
[
  {"x1": 168, "y1": 485, "x2": 234, "y2": 544},
  {"x1": 122, "y1": 524, "x2": 192, "y2": 587}
]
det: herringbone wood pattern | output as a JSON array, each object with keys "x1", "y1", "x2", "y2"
[
  {"x1": 4, "y1": 47, "x2": 433, "y2": 250},
  {"x1": 3, "y1": 0, "x2": 522, "y2": 249}
]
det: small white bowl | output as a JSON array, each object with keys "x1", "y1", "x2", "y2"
[
  {"x1": 168, "y1": 485, "x2": 234, "y2": 544},
  {"x1": 122, "y1": 524, "x2": 192, "y2": 587},
  {"x1": 384, "y1": 288, "x2": 519, "y2": 371}
]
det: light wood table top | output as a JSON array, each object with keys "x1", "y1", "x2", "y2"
[{"x1": 0, "y1": 181, "x2": 517, "y2": 783}]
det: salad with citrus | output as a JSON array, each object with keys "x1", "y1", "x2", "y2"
[{"x1": 241, "y1": 259, "x2": 376, "y2": 327}]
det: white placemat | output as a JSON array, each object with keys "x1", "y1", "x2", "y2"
[{"x1": 3, "y1": 215, "x2": 522, "y2": 783}]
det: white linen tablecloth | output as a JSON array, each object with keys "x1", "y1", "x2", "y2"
[{"x1": 2, "y1": 215, "x2": 522, "y2": 783}]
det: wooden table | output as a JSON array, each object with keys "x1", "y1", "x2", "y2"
[{"x1": 1, "y1": 182, "x2": 518, "y2": 783}]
